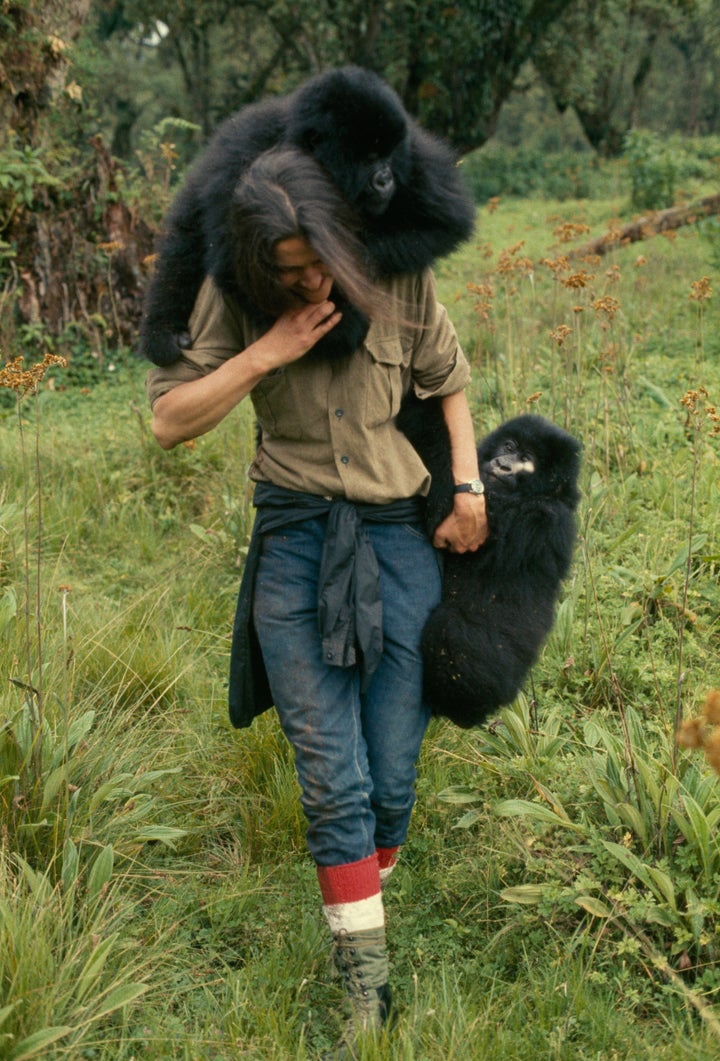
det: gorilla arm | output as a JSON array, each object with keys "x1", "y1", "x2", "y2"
[
  {"x1": 432, "y1": 390, "x2": 488, "y2": 553},
  {"x1": 151, "y1": 299, "x2": 341, "y2": 449}
]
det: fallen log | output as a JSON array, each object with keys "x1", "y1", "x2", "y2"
[{"x1": 571, "y1": 192, "x2": 720, "y2": 258}]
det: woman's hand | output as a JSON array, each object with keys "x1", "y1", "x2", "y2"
[
  {"x1": 432, "y1": 492, "x2": 488, "y2": 553},
  {"x1": 260, "y1": 300, "x2": 342, "y2": 369}
]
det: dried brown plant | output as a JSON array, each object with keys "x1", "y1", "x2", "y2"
[
  {"x1": 678, "y1": 691, "x2": 720, "y2": 776},
  {"x1": 553, "y1": 220, "x2": 591, "y2": 244},
  {"x1": 561, "y1": 270, "x2": 594, "y2": 290},
  {"x1": 0, "y1": 353, "x2": 68, "y2": 397}
]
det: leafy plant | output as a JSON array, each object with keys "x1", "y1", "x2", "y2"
[
  {"x1": 0, "y1": 142, "x2": 62, "y2": 232},
  {"x1": 490, "y1": 703, "x2": 720, "y2": 1003},
  {"x1": 462, "y1": 146, "x2": 598, "y2": 202},
  {"x1": 624, "y1": 129, "x2": 677, "y2": 211}
]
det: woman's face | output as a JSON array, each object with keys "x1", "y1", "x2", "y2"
[{"x1": 274, "y1": 236, "x2": 333, "y2": 305}]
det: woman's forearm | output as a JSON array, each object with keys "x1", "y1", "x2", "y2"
[
  {"x1": 433, "y1": 390, "x2": 488, "y2": 552},
  {"x1": 440, "y1": 389, "x2": 481, "y2": 483},
  {"x1": 151, "y1": 346, "x2": 269, "y2": 449}
]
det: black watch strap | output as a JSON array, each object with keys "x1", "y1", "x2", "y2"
[{"x1": 454, "y1": 479, "x2": 485, "y2": 496}]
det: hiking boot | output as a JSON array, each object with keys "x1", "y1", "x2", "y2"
[{"x1": 324, "y1": 926, "x2": 395, "y2": 1059}]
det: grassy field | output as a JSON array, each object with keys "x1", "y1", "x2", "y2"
[{"x1": 1, "y1": 190, "x2": 719, "y2": 1059}]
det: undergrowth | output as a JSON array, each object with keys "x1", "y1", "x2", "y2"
[{"x1": 0, "y1": 193, "x2": 719, "y2": 1058}]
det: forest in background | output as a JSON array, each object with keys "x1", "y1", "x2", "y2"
[{"x1": 1, "y1": 0, "x2": 720, "y2": 371}]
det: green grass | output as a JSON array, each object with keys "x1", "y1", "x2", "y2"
[{"x1": 1, "y1": 191, "x2": 719, "y2": 1059}]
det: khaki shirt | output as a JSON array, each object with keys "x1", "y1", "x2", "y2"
[{"x1": 146, "y1": 270, "x2": 471, "y2": 504}]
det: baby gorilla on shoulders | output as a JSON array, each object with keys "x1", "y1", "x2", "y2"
[
  {"x1": 139, "y1": 65, "x2": 475, "y2": 367},
  {"x1": 397, "y1": 394, "x2": 581, "y2": 728}
]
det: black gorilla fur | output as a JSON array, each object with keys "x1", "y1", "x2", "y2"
[
  {"x1": 140, "y1": 65, "x2": 475, "y2": 367},
  {"x1": 396, "y1": 393, "x2": 581, "y2": 728}
]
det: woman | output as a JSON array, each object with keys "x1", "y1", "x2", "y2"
[{"x1": 146, "y1": 147, "x2": 487, "y2": 1055}]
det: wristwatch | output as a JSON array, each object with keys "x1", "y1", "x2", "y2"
[{"x1": 454, "y1": 479, "x2": 485, "y2": 496}]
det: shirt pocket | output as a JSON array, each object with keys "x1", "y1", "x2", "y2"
[
  {"x1": 251, "y1": 370, "x2": 305, "y2": 439},
  {"x1": 363, "y1": 336, "x2": 408, "y2": 428},
  {"x1": 251, "y1": 365, "x2": 329, "y2": 442}
]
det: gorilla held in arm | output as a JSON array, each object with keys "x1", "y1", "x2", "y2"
[
  {"x1": 139, "y1": 65, "x2": 475, "y2": 366},
  {"x1": 397, "y1": 394, "x2": 581, "y2": 729}
]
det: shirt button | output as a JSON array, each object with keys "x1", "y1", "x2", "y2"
[
  {"x1": 340, "y1": 455, "x2": 350, "y2": 465},
  {"x1": 334, "y1": 408, "x2": 344, "y2": 418}
]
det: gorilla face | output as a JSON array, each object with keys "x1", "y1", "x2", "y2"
[
  {"x1": 288, "y1": 66, "x2": 410, "y2": 218},
  {"x1": 483, "y1": 438, "x2": 536, "y2": 484},
  {"x1": 478, "y1": 416, "x2": 581, "y2": 502}
]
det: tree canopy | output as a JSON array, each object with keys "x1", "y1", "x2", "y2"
[
  {"x1": 4, "y1": 1, "x2": 717, "y2": 162},
  {"x1": 534, "y1": 0, "x2": 720, "y2": 154},
  {"x1": 83, "y1": 0, "x2": 580, "y2": 154}
]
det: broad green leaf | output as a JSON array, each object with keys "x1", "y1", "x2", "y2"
[
  {"x1": 10, "y1": 1026, "x2": 72, "y2": 1060},
  {"x1": 94, "y1": 982, "x2": 149, "y2": 1018},
  {"x1": 452, "y1": 808, "x2": 485, "y2": 829},
  {"x1": 531, "y1": 779, "x2": 572, "y2": 822},
  {"x1": 498, "y1": 707, "x2": 533, "y2": 754},
  {"x1": 643, "y1": 906, "x2": 677, "y2": 928},
  {"x1": 601, "y1": 842, "x2": 653, "y2": 890},
  {"x1": 131, "y1": 825, "x2": 187, "y2": 848},
  {"x1": 75, "y1": 934, "x2": 119, "y2": 1003},
  {"x1": 575, "y1": 895, "x2": 612, "y2": 918},
  {"x1": 126, "y1": 766, "x2": 181, "y2": 792},
  {"x1": 437, "y1": 786, "x2": 483, "y2": 805},
  {"x1": 89, "y1": 775, "x2": 134, "y2": 811},
  {"x1": 61, "y1": 837, "x2": 79, "y2": 892},
  {"x1": 638, "y1": 376, "x2": 672, "y2": 408},
  {"x1": 647, "y1": 867, "x2": 677, "y2": 910},
  {"x1": 665, "y1": 534, "x2": 709, "y2": 578},
  {"x1": 66, "y1": 710, "x2": 96, "y2": 749},
  {"x1": 0, "y1": 1003, "x2": 17, "y2": 1029},
  {"x1": 499, "y1": 885, "x2": 545, "y2": 905},
  {"x1": 615, "y1": 801, "x2": 649, "y2": 843},
  {"x1": 14, "y1": 856, "x2": 51, "y2": 902},
  {"x1": 88, "y1": 844, "x2": 114, "y2": 904},
  {"x1": 495, "y1": 798, "x2": 584, "y2": 834},
  {"x1": 672, "y1": 794, "x2": 717, "y2": 885},
  {"x1": 41, "y1": 764, "x2": 68, "y2": 812}
]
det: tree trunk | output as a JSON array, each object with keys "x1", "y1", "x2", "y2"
[
  {"x1": 2, "y1": 0, "x2": 154, "y2": 359},
  {"x1": 0, "y1": 0, "x2": 91, "y2": 145},
  {"x1": 571, "y1": 194, "x2": 720, "y2": 257}
]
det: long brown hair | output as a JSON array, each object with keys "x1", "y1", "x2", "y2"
[{"x1": 230, "y1": 147, "x2": 388, "y2": 320}]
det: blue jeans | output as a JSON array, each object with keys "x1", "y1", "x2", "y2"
[{"x1": 252, "y1": 516, "x2": 442, "y2": 867}]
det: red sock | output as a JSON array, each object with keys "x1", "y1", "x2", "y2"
[
  {"x1": 376, "y1": 846, "x2": 399, "y2": 872},
  {"x1": 317, "y1": 854, "x2": 384, "y2": 933}
]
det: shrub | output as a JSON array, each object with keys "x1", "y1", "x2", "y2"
[
  {"x1": 624, "y1": 129, "x2": 677, "y2": 211},
  {"x1": 462, "y1": 146, "x2": 598, "y2": 202}
]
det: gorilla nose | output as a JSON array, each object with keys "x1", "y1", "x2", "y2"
[{"x1": 372, "y1": 166, "x2": 394, "y2": 195}]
